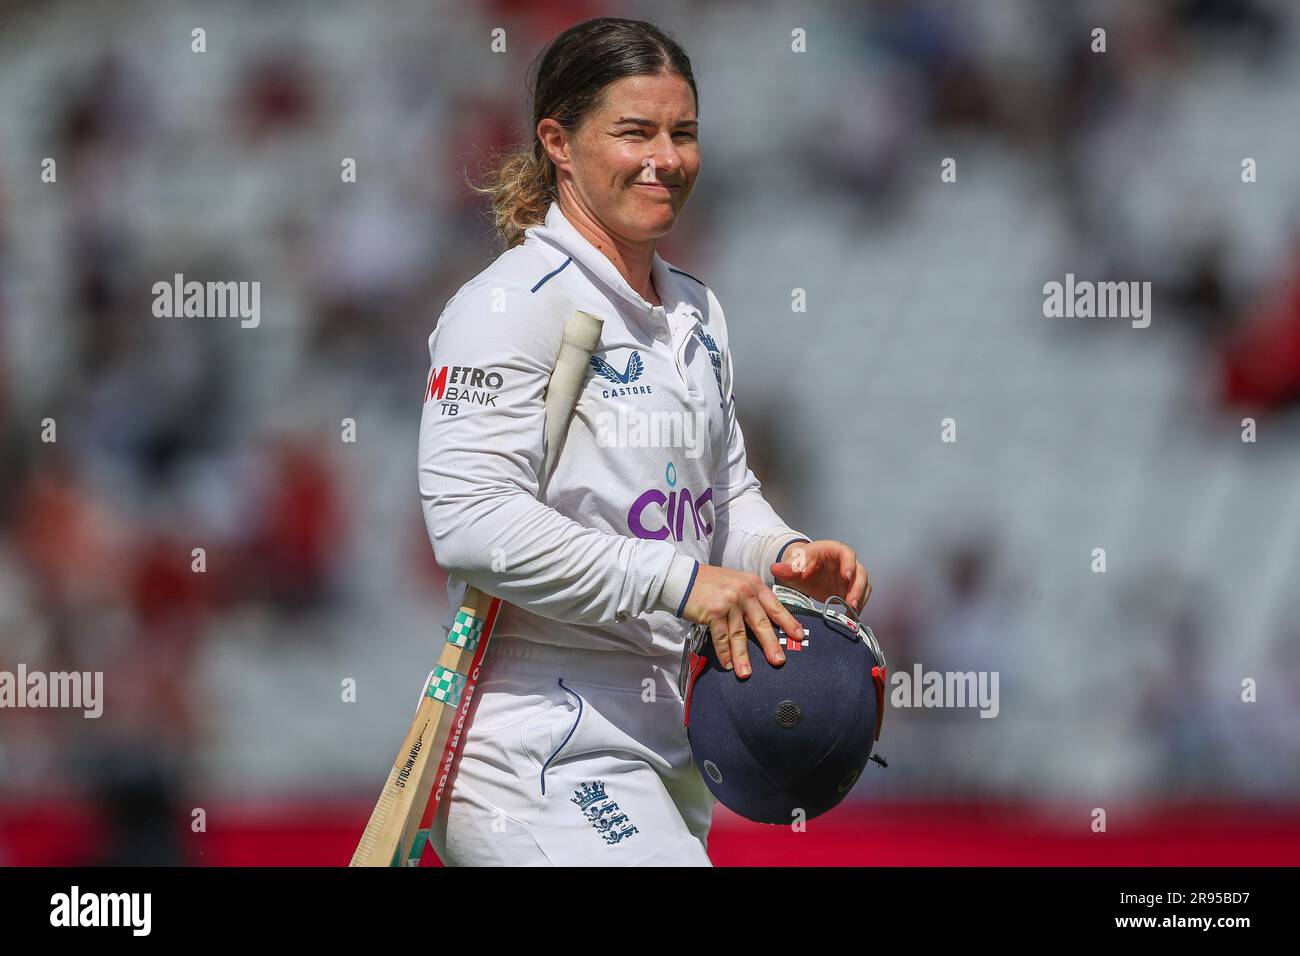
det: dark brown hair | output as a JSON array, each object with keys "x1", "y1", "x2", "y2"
[{"x1": 470, "y1": 17, "x2": 699, "y2": 249}]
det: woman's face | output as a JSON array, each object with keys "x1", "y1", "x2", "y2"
[{"x1": 545, "y1": 71, "x2": 700, "y2": 243}]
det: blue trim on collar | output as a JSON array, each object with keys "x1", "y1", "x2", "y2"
[
  {"x1": 531, "y1": 257, "x2": 573, "y2": 292},
  {"x1": 667, "y1": 266, "x2": 705, "y2": 288}
]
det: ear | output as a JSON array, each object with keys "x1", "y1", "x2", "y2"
[{"x1": 537, "y1": 118, "x2": 572, "y2": 170}]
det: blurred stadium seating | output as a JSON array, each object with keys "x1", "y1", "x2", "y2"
[{"x1": 1, "y1": 0, "x2": 1298, "y2": 864}]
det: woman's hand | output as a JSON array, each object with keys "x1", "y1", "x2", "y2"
[
  {"x1": 680, "y1": 565, "x2": 805, "y2": 679},
  {"x1": 771, "y1": 539, "x2": 870, "y2": 613}
]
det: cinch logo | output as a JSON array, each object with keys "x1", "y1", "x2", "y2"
[
  {"x1": 424, "y1": 365, "x2": 505, "y2": 414},
  {"x1": 591, "y1": 351, "x2": 654, "y2": 399},
  {"x1": 628, "y1": 462, "x2": 713, "y2": 542}
]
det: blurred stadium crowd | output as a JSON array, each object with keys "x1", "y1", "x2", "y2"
[{"x1": 1, "y1": 0, "x2": 1299, "y2": 863}]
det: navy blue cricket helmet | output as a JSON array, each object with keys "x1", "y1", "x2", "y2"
[{"x1": 680, "y1": 585, "x2": 888, "y2": 825}]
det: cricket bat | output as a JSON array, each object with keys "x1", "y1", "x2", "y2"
[{"x1": 350, "y1": 308, "x2": 604, "y2": 867}]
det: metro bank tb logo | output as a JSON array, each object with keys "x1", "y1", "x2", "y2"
[
  {"x1": 424, "y1": 364, "x2": 505, "y2": 415},
  {"x1": 628, "y1": 462, "x2": 713, "y2": 543}
]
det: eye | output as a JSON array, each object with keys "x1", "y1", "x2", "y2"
[{"x1": 620, "y1": 129, "x2": 646, "y2": 137}]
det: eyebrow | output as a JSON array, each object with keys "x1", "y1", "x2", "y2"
[{"x1": 613, "y1": 117, "x2": 699, "y2": 128}]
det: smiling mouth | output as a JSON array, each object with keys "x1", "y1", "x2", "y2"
[{"x1": 634, "y1": 182, "x2": 680, "y2": 190}]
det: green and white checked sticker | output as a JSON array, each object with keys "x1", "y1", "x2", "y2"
[
  {"x1": 427, "y1": 665, "x2": 467, "y2": 706},
  {"x1": 447, "y1": 609, "x2": 485, "y2": 650},
  {"x1": 405, "y1": 830, "x2": 430, "y2": 867}
]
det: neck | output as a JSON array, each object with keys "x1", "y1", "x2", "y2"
[{"x1": 558, "y1": 193, "x2": 659, "y2": 305}]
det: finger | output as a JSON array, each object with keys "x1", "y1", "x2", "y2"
[
  {"x1": 860, "y1": 567, "x2": 872, "y2": 609},
  {"x1": 728, "y1": 606, "x2": 751, "y2": 678},
  {"x1": 839, "y1": 546, "x2": 857, "y2": 583},
  {"x1": 761, "y1": 588, "x2": 804, "y2": 649},
  {"x1": 708, "y1": 616, "x2": 732, "y2": 670},
  {"x1": 847, "y1": 563, "x2": 869, "y2": 611},
  {"x1": 743, "y1": 597, "x2": 785, "y2": 667}
]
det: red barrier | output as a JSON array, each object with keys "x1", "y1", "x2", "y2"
[{"x1": 2, "y1": 799, "x2": 1298, "y2": 866}]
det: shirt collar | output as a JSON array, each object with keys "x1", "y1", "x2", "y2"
[{"x1": 528, "y1": 201, "x2": 689, "y2": 321}]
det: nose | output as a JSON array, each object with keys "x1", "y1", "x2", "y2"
[{"x1": 650, "y1": 133, "x2": 685, "y2": 180}]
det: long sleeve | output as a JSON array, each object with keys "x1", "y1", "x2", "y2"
[
  {"x1": 707, "y1": 302, "x2": 810, "y2": 586},
  {"x1": 418, "y1": 279, "x2": 699, "y2": 626}
]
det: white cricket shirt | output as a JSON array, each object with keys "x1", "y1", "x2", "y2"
[{"x1": 418, "y1": 201, "x2": 808, "y2": 661}]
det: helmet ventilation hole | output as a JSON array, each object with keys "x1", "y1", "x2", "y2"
[{"x1": 776, "y1": 700, "x2": 801, "y2": 728}]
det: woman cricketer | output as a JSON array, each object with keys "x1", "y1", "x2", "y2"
[{"x1": 418, "y1": 17, "x2": 870, "y2": 865}]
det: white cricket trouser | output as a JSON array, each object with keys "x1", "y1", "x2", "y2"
[{"x1": 429, "y1": 637, "x2": 715, "y2": 866}]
